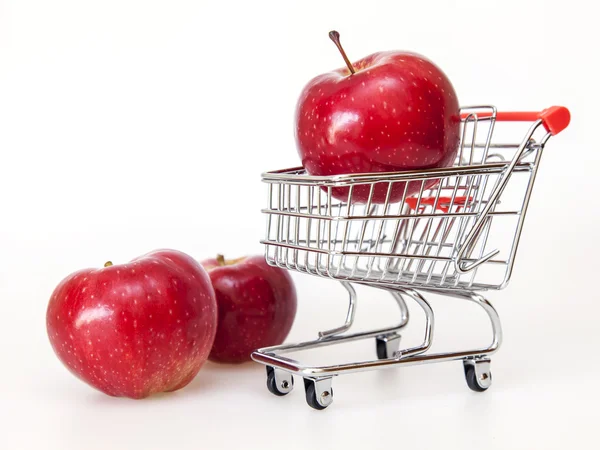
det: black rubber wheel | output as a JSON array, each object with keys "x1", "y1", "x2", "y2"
[
  {"x1": 464, "y1": 363, "x2": 491, "y2": 392},
  {"x1": 303, "y1": 379, "x2": 333, "y2": 410},
  {"x1": 266, "y1": 366, "x2": 293, "y2": 396},
  {"x1": 376, "y1": 337, "x2": 389, "y2": 359}
]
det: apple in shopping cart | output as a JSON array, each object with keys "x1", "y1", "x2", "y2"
[
  {"x1": 46, "y1": 249, "x2": 217, "y2": 398},
  {"x1": 295, "y1": 31, "x2": 461, "y2": 203},
  {"x1": 201, "y1": 255, "x2": 297, "y2": 363}
]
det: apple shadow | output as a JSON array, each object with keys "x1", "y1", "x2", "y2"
[
  {"x1": 171, "y1": 360, "x2": 263, "y2": 396},
  {"x1": 84, "y1": 360, "x2": 265, "y2": 405},
  {"x1": 183, "y1": 360, "x2": 263, "y2": 392}
]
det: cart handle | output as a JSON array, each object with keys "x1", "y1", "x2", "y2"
[
  {"x1": 455, "y1": 106, "x2": 570, "y2": 274},
  {"x1": 461, "y1": 106, "x2": 570, "y2": 136}
]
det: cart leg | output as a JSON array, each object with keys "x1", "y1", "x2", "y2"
[
  {"x1": 448, "y1": 290, "x2": 502, "y2": 354},
  {"x1": 427, "y1": 290, "x2": 500, "y2": 392},
  {"x1": 393, "y1": 288, "x2": 435, "y2": 358},
  {"x1": 318, "y1": 281, "x2": 357, "y2": 338}
]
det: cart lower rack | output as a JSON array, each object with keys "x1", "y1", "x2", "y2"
[{"x1": 252, "y1": 106, "x2": 570, "y2": 410}]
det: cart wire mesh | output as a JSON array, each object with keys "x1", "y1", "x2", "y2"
[{"x1": 261, "y1": 106, "x2": 563, "y2": 291}]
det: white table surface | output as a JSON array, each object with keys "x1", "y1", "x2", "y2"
[{"x1": 3, "y1": 264, "x2": 599, "y2": 450}]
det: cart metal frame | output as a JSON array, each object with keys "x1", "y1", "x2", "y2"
[{"x1": 252, "y1": 106, "x2": 570, "y2": 409}]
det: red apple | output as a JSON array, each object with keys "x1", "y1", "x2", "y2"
[
  {"x1": 201, "y1": 255, "x2": 297, "y2": 363},
  {"x1": 46, "y1": 249, "x2": 217, "y2": 399},
  {"x1": 295, "y1": 31, "x2": 461, "y2": 203}
]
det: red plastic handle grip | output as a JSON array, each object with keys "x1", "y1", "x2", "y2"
[
  {"x1": 461, "y1": 106, "x2": 570, "y2": 136},
  {"x1": 405, "y1": 196, "x2": 471, "y2": 213}
]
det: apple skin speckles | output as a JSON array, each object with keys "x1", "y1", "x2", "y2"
[
  {"x1": 294, "y1": 51, "x2": 460, "y2": 204},
  {"x1": 46, "y1": 250, "x2": 217, "y2": 399}
]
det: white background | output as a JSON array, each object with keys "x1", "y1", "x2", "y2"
[{"x1": 1, "y1": 0, "x2": 599, "y2": 449}]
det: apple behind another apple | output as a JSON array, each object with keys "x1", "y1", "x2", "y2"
[
  {"x1": 202, "y1": 255, "x2": 297, "y2": 363},
  {"x1": 295, "y1": 33, "x2": 461, "y2": 204},
  {"x1": 46, "y1": 249, "x2": 217, "y2": 399}
]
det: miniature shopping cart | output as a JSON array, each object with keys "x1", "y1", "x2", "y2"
[{"x1": 251, "y1": 106, "x2": 570, "y2": 410}]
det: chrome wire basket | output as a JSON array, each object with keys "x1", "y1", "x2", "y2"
[{"x1": 252, "y1": 105, "x2": 570, "y2": 410}]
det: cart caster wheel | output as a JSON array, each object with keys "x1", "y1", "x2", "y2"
[
  {"x1": 266, "y1": 366, "x2": 293, "y2": 396},
  {"x1": 463, "y1": 359, "x2": 492, "y2": 392},
  {"x1": 376, "y1": 333, "x2": 402, "y2": 359},
  {"x1": 303, "y1": 378, "x2": 334, "y2": 410}
]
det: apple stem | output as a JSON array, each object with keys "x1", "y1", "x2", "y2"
[
  {"x1": 104, "y1": 261, "x2": 113, "y2": 267},
  {"x1": 329, "y1": 30, "x2": 355, "y2": 75},
  {"x1": 216, "y1": 254, "x2": 226, "y2": 266}
]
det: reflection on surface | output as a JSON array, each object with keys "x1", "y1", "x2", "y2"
[
  {"x1": 75, "y1": 305, "x2": 113, "y2": 328},
  {"x1": 328, "y1": 110, "x2": 360, "y2": 145}
]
